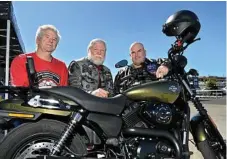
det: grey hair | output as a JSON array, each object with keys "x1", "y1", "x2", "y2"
[
  {"x1": 35, "y1": 24, "x2": 61, "y2": 43},
  {"x1": 129, "y1": 42, "x2": 145, "y2": 51},
  {"x1": 87, "y1": 38, "x2": 107, "y2": 53}
]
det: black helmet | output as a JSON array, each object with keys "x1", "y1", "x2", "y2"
[{"x1": 162, "y1": 10, "x2": 201, "y2": 43}]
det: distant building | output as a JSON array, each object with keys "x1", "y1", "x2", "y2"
[{"x1": 189, "y1": 75, "x2": 226, "y2": 89}]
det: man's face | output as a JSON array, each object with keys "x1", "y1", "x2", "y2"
[
  {"x1": 89, "y1": 42, "x2": 106, "y2": 65},
  {"x1": 37, "y1": 29, "x2": 58, "y2": 53},
  {"x1": 130, "y1": 43, "x2": 146, "y2": 66}
]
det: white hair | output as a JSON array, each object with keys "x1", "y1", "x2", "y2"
[
  {"x1": 35, "y1": 24, "x2": 61, "y2": 43},
  {"x1": 129, "y1": 42, "x2": 145, "y2": 51},
  {"x1": 87, "y1": 38, "x2": 107, "y2": 53}
]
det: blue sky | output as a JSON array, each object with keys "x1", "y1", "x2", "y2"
[{"x1": 13, "y1": 1, "x2": 226, "y2": 77}]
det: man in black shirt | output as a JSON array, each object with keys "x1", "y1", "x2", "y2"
[{"x1": 114, "y1": 42, "x2": 171, "y2": 94}]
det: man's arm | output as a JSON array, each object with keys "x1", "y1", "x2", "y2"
[
  {"x1": 105, "y1": 70, "x2": 114, "y2": 97},
  {"x1": 113, "y1": 71, "x2": 122, "y2": 95},
  {"x1": 68, "y1": 61, "x2": 94, "y2": 93},
  {"x1": 10, "y1": 55, "x2": 29, "y2": 87},
  {"x1": 68, "y1": 60, "x2": 84, "y2": 89}
]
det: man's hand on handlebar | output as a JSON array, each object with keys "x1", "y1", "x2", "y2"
[{"x1": 156, "y1": 65, "x2": 169, "y2": 78}]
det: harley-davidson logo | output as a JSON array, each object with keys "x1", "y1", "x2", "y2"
[{"x1": 169, "y1": 85, "x2": 178, "y2": 93}]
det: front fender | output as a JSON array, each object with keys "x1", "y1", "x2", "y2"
[{"x1": 190, "y1": 113, "x2": 207, "y2": 143}]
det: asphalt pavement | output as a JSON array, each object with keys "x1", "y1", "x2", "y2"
[{"x1": 189, "y1": 97, "x2": 226, "y2": 159}]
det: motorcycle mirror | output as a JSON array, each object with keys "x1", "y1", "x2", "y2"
[
  {"x1": 115, "y1": 59, "x2": 128, "y2": 68},
  {"x1": 188, "y1": 68, "x2": 199, "y2": 76}
]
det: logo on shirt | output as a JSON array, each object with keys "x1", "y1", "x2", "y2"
[
  {"x1": 36, "y1": 71, "x2": 60, "y2": 87},
  {"x1": 147, "y1": 63, "x2": 157, "y2": 74}
]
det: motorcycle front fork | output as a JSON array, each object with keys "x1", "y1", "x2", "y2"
[{"x1": 181, "y1": 104, "x2": 191, "y2": 159}]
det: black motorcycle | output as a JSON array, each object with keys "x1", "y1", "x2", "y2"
[{"x1": 0, "y1": 10, "x2": 226, "y2": 159}]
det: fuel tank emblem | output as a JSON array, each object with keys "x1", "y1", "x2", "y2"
[{"x1": 169, "y1": 85, "x2": 178, "y2": 93}]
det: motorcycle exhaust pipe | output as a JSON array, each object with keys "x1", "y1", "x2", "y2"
[{"x1": 123, "y1": 128, "x2": 182, "y2": 159}]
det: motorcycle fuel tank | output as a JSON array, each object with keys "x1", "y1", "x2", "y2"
[{"x1": 124, "y1": 80, "x2": 181, "y2": 104}]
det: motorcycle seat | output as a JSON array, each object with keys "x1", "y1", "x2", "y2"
[{"x1": 40, "y1": 86, "x2": 127, "y2": 115}]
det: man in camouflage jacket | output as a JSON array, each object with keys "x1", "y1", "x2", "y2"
[{"x1": 68, "y1": 39, "x2": 114, "y2": 97}]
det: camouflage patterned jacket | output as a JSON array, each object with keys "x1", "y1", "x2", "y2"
[
  {"x1": 114, "y1": 58, "x2": 172, "y2": 94},
  {"x1": 68, "y1": 57, "x2": 114, "y2": 97}
]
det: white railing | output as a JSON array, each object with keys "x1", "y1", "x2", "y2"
[{"x1": 195, "y1": 90, "x2": 225, "y2": 98}]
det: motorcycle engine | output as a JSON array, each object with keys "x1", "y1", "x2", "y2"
[
  {"x1": 123, "y1": 102, "x2": 180, "y2": 129},
  {"x1": 123, "y1": 102, "x2": 148, "y2": 128},
  {"x1": 128, "y1": 137, "x2": 175, "y2": 159},
  {"x1": 139, "y1": 102, "x2": 179, "y2": 128}
]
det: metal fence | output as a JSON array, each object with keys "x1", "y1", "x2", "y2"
[{"x1": 196, "y1": 90, "x2": 225, "y2": 98}]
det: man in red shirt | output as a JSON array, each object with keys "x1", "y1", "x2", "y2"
[{"x1": 10, "y1": 25, "x2": 68, "y2": 87}]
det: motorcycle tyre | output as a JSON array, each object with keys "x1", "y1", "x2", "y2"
[{"x1": 0, "y1": 119, "x2": 87, "y2": 159}]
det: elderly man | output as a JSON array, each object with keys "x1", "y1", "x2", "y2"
[
  {"x1": 114, "y1": 42, "x2": 171, "y2": 94},
  {"x1": 68, "y1": 38, "x2": 114, "y2": 97}
]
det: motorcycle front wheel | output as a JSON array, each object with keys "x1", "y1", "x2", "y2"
[
  {"x1": 197, "y1": 140, "x2": 217, "y2": 159},
  {"x1": 198, "y1": 121, "x2": 226, "y2": 159},
  {"x1": 0, "y1": 119, "x2": 87, "y2": 159}
]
